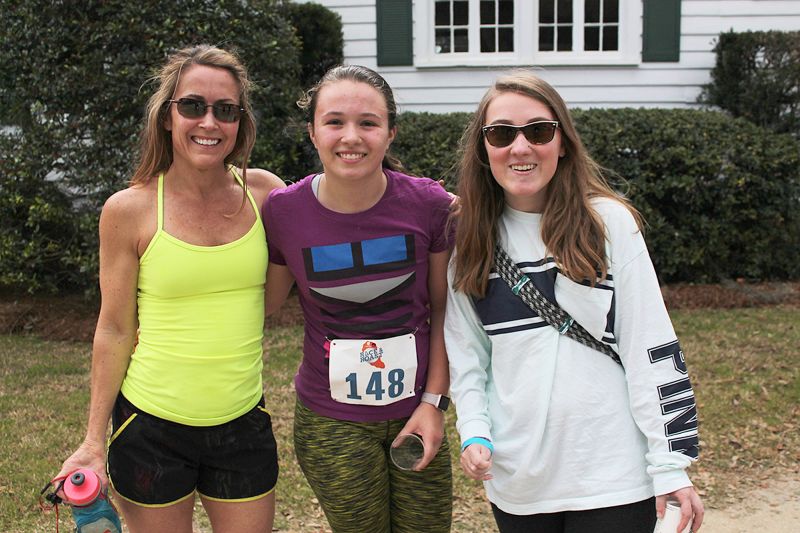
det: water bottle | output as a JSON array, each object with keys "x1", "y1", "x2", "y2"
[{"x1": 62, "y1": 468, "x2": 122, "y2": 533}]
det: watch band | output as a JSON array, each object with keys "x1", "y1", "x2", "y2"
[{"x1": 421, "y1": 392, "x2": 450, "y2": 411}]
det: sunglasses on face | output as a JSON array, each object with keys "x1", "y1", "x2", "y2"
[
  {"x1": 166, "y1": 98, "x2": 244, "y2": 123},
  {"x1": 481, "y1": 120, "x2": 560, "y2": 148}
]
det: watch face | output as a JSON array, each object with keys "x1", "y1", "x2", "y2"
[{"x1": 439, "y1": 395, "x2": 450, "y2": 411}]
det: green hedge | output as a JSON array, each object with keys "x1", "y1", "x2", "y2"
[
  {"x1": 393, "y1": 112, "x2": 472, "y2": 186},
  {"x1": 574, "y1": 108, "x2": 800, "y2": 283},
  {"x1": 0, "y1": 0, "x2": 304, "y2": 292},
  {"x1": 0, "y1": 132, "x2": 97, "y2": 291},
  {"x1": 2, "y1": 30, "x2": 799, "y2": 292},
  {"x1": 393, "y1": 108, "x2": 800, "y2": 284},
  {"x1": 700, "y1": 30, "x2": 800, "y2": 137}
]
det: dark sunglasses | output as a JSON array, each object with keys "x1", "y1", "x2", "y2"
[
  {"x1": 166, "y1": 98, "x2": 244, "y2": 123},
  {"x1": 482, "y1": 120, "x2": 560, "y2": 147}
]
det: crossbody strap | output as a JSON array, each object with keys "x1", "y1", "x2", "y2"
[{"x1": 493, "y1": 246, "x2": 623, "y2": 367}]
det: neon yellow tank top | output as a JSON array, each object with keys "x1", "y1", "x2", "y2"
[{"x1": 120, "y1": 170, "x2": 267, "y2": 426}]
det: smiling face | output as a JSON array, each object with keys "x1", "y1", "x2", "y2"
[
  {"x1": 164, "y1": 64, "x2": 241, "y2": 172},
  {"x1": 483, "y1": 91, "x2": 565, "y2": 213},
  {"x1": 308, "y1": 80, "x2": 396, "y2": 184}
]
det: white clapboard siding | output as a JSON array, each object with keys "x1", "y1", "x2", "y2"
[
  {"x1": 683, "y1": 0, "x2": 800, "y2": 16},
  {"x1": 299, "y1": 0, "x2": 800, "y2": 112}
]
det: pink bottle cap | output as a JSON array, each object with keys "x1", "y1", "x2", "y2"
[{"x1": 63, "y1": 468, "x2": 102, "y2": 506}]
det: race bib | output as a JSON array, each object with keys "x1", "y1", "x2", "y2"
[{"x1": 328, "y1": 333, "x2": 418, "y2": 406}]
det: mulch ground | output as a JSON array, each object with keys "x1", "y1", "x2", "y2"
[{"x1": 1, "y1": 281, "x2": 799, "y2": 342}]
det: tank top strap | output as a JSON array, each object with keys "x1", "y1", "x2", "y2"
[
  {"x1": 229, "y1": 166, "x2": 262, "y2": 221},
  {"x1": 156, "y1": 172, "x2": 165, "y2": 231}
]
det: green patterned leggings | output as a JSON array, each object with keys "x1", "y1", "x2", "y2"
[{"x1": 293, "y1": 399, "x2": 453, "y2": 533}]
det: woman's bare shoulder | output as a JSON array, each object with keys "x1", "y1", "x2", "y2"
[
  {"x1": 104, "y1": 181, "x2": 153, "y2": 213},
  {"x1": 100, "y1": 182, "x2": 157, "y2": 235}
]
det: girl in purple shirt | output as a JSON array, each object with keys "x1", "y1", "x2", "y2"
[{"x1": 262, "y1": 65, "x2": 453, "y2": 533}]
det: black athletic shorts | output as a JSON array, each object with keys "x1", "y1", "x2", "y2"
[{"x1": 108, "y1": 394, "x2": 279, "y2": 506}]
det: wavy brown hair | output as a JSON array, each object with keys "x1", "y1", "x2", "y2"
[
  {"x1": 297, "y1": 64, "x2": 406, "y2": 173},
  {"x1": 130, "y1": 44, "x2": 256, "y2": 186},
  {"x1": 452, "y1": 72, "x2": 642, "y2": 297}
]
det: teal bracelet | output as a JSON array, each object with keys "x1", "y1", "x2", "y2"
[{"x1": 461, "y1": 436, "x2": 494, "y2": 454}]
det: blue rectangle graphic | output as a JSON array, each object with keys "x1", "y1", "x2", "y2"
[
  {"x1": 361, "y1": 235, "x2": 408, "y2": 266},
  {"x1": 311, "y1": 243, "x2": 355, "y2": 272}
]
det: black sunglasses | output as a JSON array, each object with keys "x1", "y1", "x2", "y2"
[
  {"x1": 166, "y1": 98, "x2": 244, "y2": 123},
  {"x1": 482, "y1": 120, "x2": 560, "y2": 148}
]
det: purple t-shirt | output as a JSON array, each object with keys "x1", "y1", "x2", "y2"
[{"x1": 263, "y1": 170, "x2": 452, "y2": 422}]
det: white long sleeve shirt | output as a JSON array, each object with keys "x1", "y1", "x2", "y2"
[{"x1": 445, "y1": 199, "x2": 699, "y2": 515}]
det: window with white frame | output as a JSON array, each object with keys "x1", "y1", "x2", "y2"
[
  {"x1": 434, "y1": 1, "x2": 469, "y2": 53},
  {"x1": 480, "y1": 0, "x2": 515, "y2": 53},
  {"x1": 415, "y1": 0, "x2": 639, "y2": 66}
]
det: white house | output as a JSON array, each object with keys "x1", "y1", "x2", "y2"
[{"x1": 299, "y1": 0, "x2": 800, "y2": 112}]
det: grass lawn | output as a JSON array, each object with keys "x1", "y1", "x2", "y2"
[{"x1": 0, "y1": 304, "x2": 798, "y2": 532}]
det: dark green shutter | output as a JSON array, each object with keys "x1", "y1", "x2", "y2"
[
  {"x1": 376, "y1": 0, "x2": 413, "y2": 66},
  {"x1": 642, "y1": 0, "x2": 681, "y2": 62}
]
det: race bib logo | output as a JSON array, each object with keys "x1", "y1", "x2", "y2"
[
  {"x1": 360, "y1": 341, "x2": 385, "y2": 368},
  {"x1": 329, "y1": 334, "x2": 417, "y2": 406}
]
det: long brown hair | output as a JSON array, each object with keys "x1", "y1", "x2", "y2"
[
  {"x1": 130, "y1": 44, "x2": 256, "y2": 186},
  {"x1": 297, "y1": 64, "x2": 406, "y2": 172},
  {"x1": 452, "y1": 72, "x2": 642, "y2": 297}
]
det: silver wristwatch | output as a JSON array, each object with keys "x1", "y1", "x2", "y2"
[{"x1": 421, "y1": 392, "x2": 450, "y2": 411}]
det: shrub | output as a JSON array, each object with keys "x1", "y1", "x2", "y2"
[
  {"x1": 392, "y1": 108, "x2": 800, "y2": 283},
  {"x1": 286, "y1": 1, "x2": 345, "y2": 90},
  {"x1": 0, "y1": 0, "x2": 301, "y2": 292},
  {"x1": 0, "y1": 131, "x2": 96, "y2": 293},
  {"x1": 699, "y1": 30, "x2": 800, "y2": 137},
  {"x1": 392, "y1": 112, "x2": 472, "y2": 186},
  {"x1": 279, "y1": 2, "x2": 346, "y2": 182},
  {"x1": 574, "y1": 108, "x2": 800, "y2": 283}
]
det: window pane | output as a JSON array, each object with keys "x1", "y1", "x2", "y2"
[
  {"x1": 499, "y1": 27, "x2": 514, "y2": 51},
  {"x1": 585, "y1": 0, "x2": 600, "y2": 23},
  {"x1": 454, "y1": 1, "x2": 469, "y2": 25},
  {"x1": 584, "y1": 26, "x2": 599, "y2": 51},
  {"x1": 481, "y1": 0, "x2": 495, "y2": 24},
  {"x1": 499, "y1": 0, "x2": 514, "y2": 24},
  {"x1": 435, "y1": 1, "x2": 450, "y2": 26},
  {"x1": 603, "y1": 25, "x2": 618, "y2": 50},
  {"x1": 435, "y1": 28, "x2": 451, "y2": 53},
  {"x1": 540, "y1": 0, "x2": 554, "y2": 23},
  {"x1": 540, "y1": 26, "x2": 554, "y2": 51},
  {"x1": 557, "y1": 0, "x2": 572, "y2": 23},
  {"x1": 604, "y1": 0, "x2": 619, "y2": 23},
  {"x1": 481, "y1": 27, "x2": 496, "y2": 52},
  {"x1": 557, "y1": 26, "x2": 572, "y2": 51},
  {"x1": 454, "y1": 28, "x2": 469, "y2": 52}
]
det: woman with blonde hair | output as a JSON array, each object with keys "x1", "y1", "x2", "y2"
[
  {"x1": 445, "y1": 72, "x2": 704, "y2": 533},
  {"x1": 54, "y1": 44, "x2": 285, "y2": 532}
]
